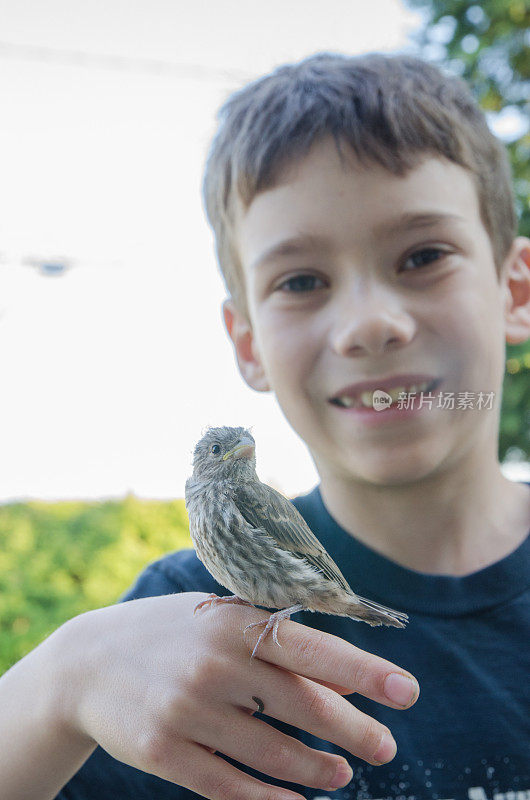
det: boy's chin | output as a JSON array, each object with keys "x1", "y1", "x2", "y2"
[{"x1": 344, "y1": 450, "x2": 448, "y2": 488}]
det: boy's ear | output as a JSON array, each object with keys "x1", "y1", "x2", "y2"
[
  {"x1": 222, "y1": 299, "x2": 270, "y2": 392},
  {"x1": 503, "y1": 237, "x2": 530, "y2": 345}
]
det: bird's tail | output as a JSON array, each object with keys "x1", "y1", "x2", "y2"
[{"x1": 346, "y1": 595, "x2": 408, "y2": 628}]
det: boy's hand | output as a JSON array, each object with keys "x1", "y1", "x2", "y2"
[{"x1": 61, "y1": 591, "x2": 419, "y2": 800}]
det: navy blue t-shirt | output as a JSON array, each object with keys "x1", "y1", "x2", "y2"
[{"x1": 57, "y1": 485, "x2": 530, "y2": 800}]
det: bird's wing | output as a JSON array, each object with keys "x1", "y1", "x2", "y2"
[{"x1": 232, "y1": 481, "x2": 351, "y2": 592}]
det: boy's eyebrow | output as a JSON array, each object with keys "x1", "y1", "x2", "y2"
[
  {"x1": 380, "y1": 211, "x2": 466, "y2": 234},
  {"x1": 249, "y1": 233, "x2": 326, "y2": 271},
  {"x1": 249, "y1": 212, "x2": 465, "y2": 271}
]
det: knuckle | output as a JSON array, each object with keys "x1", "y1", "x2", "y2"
[
  {"x1": 188, "y1": 653, "x2": 226, "y2": 693},
  {"x1": 137, "y1": 726, "x2": 174, "y2": 770},
  {"x1": 165, "y1": 686, "x2": 195, "y2": 725},
  {"x1": 202, "y1": 759, "x2": 287, "y2": 800},
  {"x1": 322, "y1": 757, "x2": 344, "y2": 790},
  {"x1": 262, "y1": 789, "x2": 285, "y2": 800},
  {"x1": 291, "y1": 630, "x2": 326, "y2": 669},
  {"x1": 306, "y1": 686, "x2": 339, "y2": 726},
  {"x1": 356, "y1": 718, "x2": 384, "y2": 760},
  {"x1": 349, "y1": 657, "x2": 373, "y2": 693},
  {"x1": 207, "y1": 774, "x2": 249, "y2": 800},
  {"x1": 259, "y1": 735, "x2": 293, "y2": 773}
]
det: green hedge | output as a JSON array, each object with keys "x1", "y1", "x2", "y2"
[{"x1": 0, "y1": 496, "x2": 192, "y2": 674}]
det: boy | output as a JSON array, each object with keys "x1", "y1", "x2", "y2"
[{"x1": 0, "y1": 51, "x2": 529, "y2": 800}]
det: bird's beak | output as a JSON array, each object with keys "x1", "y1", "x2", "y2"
[{"x1": 222, "y1": 436, "x2": 255, "y2": 461}]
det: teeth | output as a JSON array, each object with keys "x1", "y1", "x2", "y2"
[
  {"x1": 360, "y1": 391, "x2": 374, "y2": 408},
  {"x1": 338, "y1": 396, "x2": 356, "y2": 408},
  {"x1": 333, "y1": 381, "x2": 435, "y2": 409},
  {"x1": 388, "y1": 387, "x2": 405, "y2": 402}
]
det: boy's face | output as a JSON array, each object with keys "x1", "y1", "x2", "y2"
[{"x1": 227, "y1": 137, "x2": 526, "y2": 486}]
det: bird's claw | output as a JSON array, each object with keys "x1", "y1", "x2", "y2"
[
  {"x1": 193, "y1": 593, "x2": 219, "y2": 614},
  {"x1": 194, "y1": 593, "x2": 254, "y2": 615},
  {"x1": 244, "y1": 604, "x2": 303, "y2": 659},
  {"x1": 244, "y1": 617, "x2": 284, "y2": 659}
]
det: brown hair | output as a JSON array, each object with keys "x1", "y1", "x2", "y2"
[{"x1": 203, "y1": 51, "x2": 516, "y2": 314}]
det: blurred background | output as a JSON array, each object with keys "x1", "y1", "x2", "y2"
[{"x1": 0, "y1": 0, "x2": 529, "y2": 671}]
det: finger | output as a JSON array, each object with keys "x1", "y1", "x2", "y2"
[
  {"x1": 228, "y1": 660, "x2": 399, "y2": 766},
  {"x1": 311, "y1": 677, "x2": 351, "y2": 694},
  {"x1": 189, "y1": 705, "x2": 354, "y2": 792},
  {"x1": 145, "y1": 738, "x2": 305, "y2": 800},
  {"x1": 243, "y1": 615, "x2": 420, "y2": 710}
]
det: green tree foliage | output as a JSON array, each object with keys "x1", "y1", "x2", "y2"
[
  {"x1": 406, "y1": 0, "x2": 530, "y2": 460},
  {"x1": 0, "y1": 497, "x2": 192, "y2": 674}
]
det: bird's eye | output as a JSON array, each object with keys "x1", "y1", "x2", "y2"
[{"x1": 211, "y1": 444, "x2": 221, "y2": 455}]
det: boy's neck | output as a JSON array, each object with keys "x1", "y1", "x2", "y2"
[{"x1": 318, "y1": 452, "x2": 530, "y2": 576}]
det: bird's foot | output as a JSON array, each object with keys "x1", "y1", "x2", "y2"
[
  {"x1": 244, "y1": 604, "x2": 304, "y2": 660},
  {"x1": 194, "y1": 593, "x2": 254, "y2": 615}
]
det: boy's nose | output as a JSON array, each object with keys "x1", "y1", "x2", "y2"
[{"x1": 329, "y1": 285, "x2": 416, "y2": 357}]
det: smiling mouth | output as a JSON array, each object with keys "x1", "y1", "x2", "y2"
[{"x1": 330, "y1": 379, "x2": 441, "y2": 409}]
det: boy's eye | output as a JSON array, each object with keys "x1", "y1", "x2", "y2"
[
  {"x1": 401, "y1": 247, "x2": 446, "y2": 271},
  {"x1": 277, "y1": 274, "x2": 325, "y2": 292}
]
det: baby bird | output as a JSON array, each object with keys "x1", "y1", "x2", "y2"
[{"x1": 185, "y1": 426, "x2": 408, "y2": 658}]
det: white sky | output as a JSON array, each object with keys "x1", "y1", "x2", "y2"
[{"x1": 0, "y1": 0, "x2": 527, "y2": 502}]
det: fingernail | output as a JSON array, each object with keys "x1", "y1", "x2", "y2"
[
  {"x1": 373, "y1": 730, "x2": 397, "y2": 765},
  {"x1": 384, "y1": 672, "x2": 419, "y2": 707},
  {"x1": 326, "y1": 758, "x2": 354, "y2": 790}
]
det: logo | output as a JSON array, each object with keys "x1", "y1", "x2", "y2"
[{"x1": 372, "y1": 390, "x2": 393, "y2": 411}]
